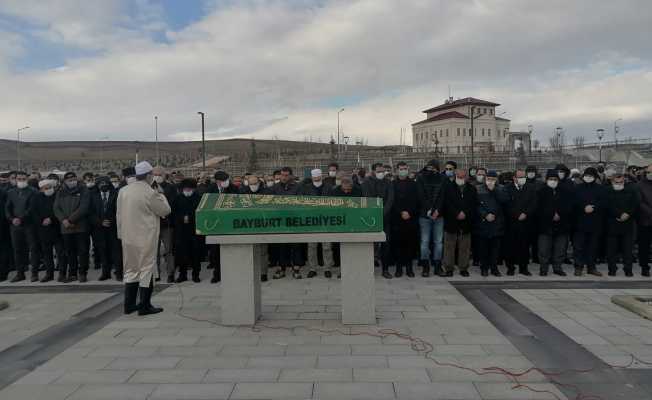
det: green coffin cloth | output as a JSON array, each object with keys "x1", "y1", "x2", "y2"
[{"x1": 195, "y1": 194, "x2": 384, "y2": 235}]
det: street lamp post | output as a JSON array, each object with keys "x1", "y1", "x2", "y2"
[
  {"x1": 596, "y1": 128, "x2": 605, "y2": 163},
  {"x1": 469, "y1": 106, "x2": 484, "y2": 166},
  {"x1": 16, "y1": 126, "x2": 30, "y2": 170},
  {"x1": 555, "y1": 126, "x2": 564, "y2": 163},
  {"x1": 197, "y1": 112, "x2": 206, "y2": 170},
  {"x1": 154, "y1": 116, "x2": 160, "y2": 166},
  {"x1": 337, "y1": 108, "x2": 344, "y2": 158},
  {"x1": 614, "y1": 118, "x2": 622, "y2": 150},
  {"x1": 99, "y1": 136, "x2": 109, "y2": 172}
]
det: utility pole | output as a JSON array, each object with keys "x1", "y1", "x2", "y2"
[
  {"x1": 596, "y1": 128, "x2": 605, "y2": 163},
  {"x1": 154, "y1": 116, "x2": 160, "y2": 166},
  {"x1": 17, "y1": 126, "x2": 30, "y2": 170},
  {"x1": 99, "y1": 136, "x2": 109, "y2": 172},
  {"x1": 614, "y1": 118, "x2": 622, "y2": 150},
  {"x1": 337, "y1": 108, "x2": 344, "y2": 158},
  {"x1": 197, "y1": 112, "x2": 206, "y2": 170},
  {"x1": 469, "y1": 106, "x2": 484, "y2": 166}
]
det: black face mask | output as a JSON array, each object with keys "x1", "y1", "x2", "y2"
[
  {"x1": 597, "y1": 166, "x2": 605, "y2": 173},
  {"x1": 100, "y1": 185, "x2": 110, "y2": 192}
]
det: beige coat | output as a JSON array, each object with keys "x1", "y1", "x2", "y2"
[{"x1": 117, "y1": 180, "x2": 171, "y2": 287}]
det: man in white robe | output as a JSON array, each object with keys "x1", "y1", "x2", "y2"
[{"x1": 117, "y1": 161, "x2": 171, "y2": 315}]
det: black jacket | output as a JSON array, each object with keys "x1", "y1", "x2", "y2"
[
  {"x1": 362, "y1": 176, "x2": 394, "y2": 217},
  {"x1": 89, "y1": 189, "x2": 118, "y2": 229},
  {"x1": 240, "y1": 185, "x2": 271, "y2": 195},
  {"x1": 573, "y1": 182, "x2": 608, "y2": 233},
  {"x1": 298, "y1": 182, "x2": 327, "y2": 196},
  {"x1": 330, "y1": 186, "x2": 363, "y2": 197},
  {"x1": 172, "y1": 192, "x2": 201, "y2": 234},
  {"x1": 416, "y1": 170, "x2": 446, "y2": 217},
  {"x1": 606, "y1": 186, "x2": 638, "y2": 235},
  {"x1": 537, "y1": 185, "x2": 573, "y2": 235},
  {"x1": 475, "y1": 184, "x2": 509, "y2": 238},
  {"x1": 441, "y1": 182, "x2": 477, "y2": 234},
  {"x1": 505, "y1": 182, "x2": 538, "y2": 232},
  {"x1": 31, "y1": 192, "x2": 61, "y2": 241},
  {"x1": 5, "y1": 186, "x2": 38, "y2": 225},
  {"x1": 271, "y1": 181, "x2": 298, "y2": 195},
  {"x1": 53, "y1": 184, "x2": 91, "y2": 234},
  {"x1": 390, "y1": 178, "x2": 419, "y2": 227}
]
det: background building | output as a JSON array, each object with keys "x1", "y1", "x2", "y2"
[{"x1": 412, "y1": 97, "x2": 511, "y2": 154}]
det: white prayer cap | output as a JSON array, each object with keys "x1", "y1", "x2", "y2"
[
  {"x1": 311, "y1": 169, "x2": 322, "y2": 178},
  {"x1": 135, "y1": 161, "x2": 153, "y2": 176},
  {"x1": 38, "y1": 179, "x2": 55, "y2": 189}
]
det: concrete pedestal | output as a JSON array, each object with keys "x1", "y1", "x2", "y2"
[{"x1": 207, "y1": 232, "x2": 385, "y2": 326}]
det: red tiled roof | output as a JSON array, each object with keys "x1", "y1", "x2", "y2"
[
  {"x1": 412, "y1": 111, "x2": 468, "y2": 126},
  {"x1": 422, "y1": 97, "x2": 500, "y2": 114}
]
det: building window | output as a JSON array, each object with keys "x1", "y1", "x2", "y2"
[
  {"x1": 457, "y1": 128, "x2": 460, "y2": 136},
  {"x1": 483, "y1": 108, "x2": 487, "y2": 114},
  {"x1": 446, "y1": 129, "x2": 449, "y2": 137},
  {"x1": 457, "y1": 146, "x2": 460, "y2": 153},
  {"x1": 490, "y1": 109, "x2": 493, "y2": 115},
  {"x1": 482, "y1": 128, "x2": 485, "y2": 136},
  {"x1": 488, "y1": 129, "x2": 491, "y2": 137},
  {"x1": 463, "y1": 128, "x2": 466, "y2": 136}
]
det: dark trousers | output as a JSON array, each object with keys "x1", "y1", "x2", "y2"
[
  {"x1": 507, "y1": 223, "x2": 530, "y2": 268},
  {"x1": 0, "y1": 230, "x2": 12, "y2": 277},
  {"x1": 538, "y1": 233, "x2": 568, "y2": 272},
  {"x1": 607, "y1": 232, "x2": 634, "y2": 272},
  {"x1": 91, "y1": 227, "x2": 108, "y2": 270},
  {"x1": 209, "y1": 244, "x2": 221, "y2": 279},
  {"x1": 471, "y1": 234, "x2": 481, "y2": 265},
  {"x1": 10, "y1": 225, "x2": 39, "y2": 275},
  {"x1": 176, "y1": 235, "x2": 203, "y2": 275},
  {"x1": 63, "y1": 232, "x2": 90, "y2": 277},
  {"x1": 638, "y1": 225, "x2": 652, "y2": 271},
  {"x1": 268, "y1": 244, "x2": 280, "y2": 267},
  {"x1": 573, "y1": 231, "x2": 600, "y2": 270},
  {"x1": 279, "y1": 244, "x2": 304, "y2": 268},
  {"x1": 478, "y1": 236, "x2": 501, "y2": 271},
  {"x1": 36, "y1": 229, "x2": 64, "y2": 275}
]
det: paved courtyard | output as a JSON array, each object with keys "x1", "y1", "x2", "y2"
[{"x1": 0, "y1": 263, "x2": 651, "y2": 399}]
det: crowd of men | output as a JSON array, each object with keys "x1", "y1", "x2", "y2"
[{"x1": 0, "y1": 159, "x2": 651, "y2": 284}]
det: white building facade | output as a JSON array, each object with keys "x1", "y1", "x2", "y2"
[{"x1": 412, "y1": 97, "x2": 511, "y2": 154}]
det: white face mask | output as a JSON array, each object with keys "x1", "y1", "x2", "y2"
[
  {"x1": 375, "y1": 172, "x2": 385, "y2": 180},
  {"x1": 274, "y1": 179, "x2": 280, "y2": 184},
  {"x1": 183, "y1": 190, "x2": 193, "y2": 197},
  {"x1": 329, "y1": 170, "x2": 337, "y2": 177},
  {"x1": 613, "y1": 184, "x2": 624, "y2": 191},
  {"x1": 547, "y1": 180, "x2": 558, "y2": 189},
  {"x1": 112, "y1": 182, "x2": 120, "y2": 189},
  {"x1": 220, "y1": 179, "x2": 230, "y2": 188},
  {"x1": 335, "y1": 179, "x2": 342, "y2": 186},
  {"x1": 527, "y1": 172, "x2": 536, "y2": 179},
  {"x1": 86, "y1": 182, "x2": 95, "y2": 188},
  {"x1": 44, "y1": 188, "x2": 55, "y2": 197},
  {"x1": 516, "y1": 177, "x2": 527, "y2": 186},
  {"x1": 558, "y1": 172, "x2": 566, "y2": 180},
  {"x1": 476, "y1": 175, "x2": 485, "y2": 183},
  {"x1": 126, "y1": 176, "x2": 136, "y2": 184},
  {"x1": 313, "y1": 180, "x2": 323, "y2": 187},
  {"x1": 455, "y1": 178, "x2": 465, "y2": 186},
  {"x1": 16, "y1": 181, "x2": 28, "y2": 189},
  {"x1": 153, "y1": 176, "x2": 164, "y2": 184},
  {"x1": 249, "y1": 184, "x2": 259, "y2": 192},
  {"x1": 583, "y1": 176, "x2": 595, "y2": 184},
  {"x1": 243, "y1": 180, "x2": 249, "y2": 187},
  {"x1": 486, "y1": 180, "x2": 496, "y2": 190},
  {"x1": 266, "y1": 181, "x2": 274, "y2": 188}
]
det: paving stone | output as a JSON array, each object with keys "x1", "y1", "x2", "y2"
[
  {"x1": 203, "y1": 368, "x2": 280, "y2": 382},
  {"x1": 0, "y1": 384, "x2": 80, "y2": 400},
  {"x1": 87, "y1": 346, "x2": 158, "y2": 358},
  {"x1": 354, "y1": 367, "x2": 430, "y2": 383},
  {"x1": 196, "y1": 336, "x2": 260, "y2": 346},
  {"x1": 474, "y1": 382, "x2": 567, "y2": 399},
  {"x1": 318, "y1": 355, "x2": 388, "y2": 368},
  {"x1": 155, "y1": 346, "x2": 222, "y2": 357},
  {"x1": 286, "y1": 344, "x2": 351, "y2": 355},
  {"x1": 129, "y1": 369, "x2": 208, "y2": 383},
  {"x1": 352, "y1": 344, "x2": 416, "y2": 355},
  {"x1": 247, "y1": 355, "x2": 317, "y2": 368},
  {"x1": 219, "y1": 345, "x2": 286, "y2": 356},
  {"x1": 315, "y1": 382, "x2": 395, "y2": 399},
  {"x1": 177, "y1": 356, "x2": 248, "y2": 369},
  {"x1": 260, "y1": 335, "x2": 322, "y2": 345},
  {"x1": 395, "y1": 382, "x2": 481, "y2": 399},
  {"x1": 66, "y1": 384, "x2": 157, "y2": 400},
  {"x1": 55, "y1": 370, "x2": 135, "y2": 384},
  {"x1": 322, "y1": 335, "x2": 382, "y2": 345},
  {"x1": 106, "y1": 357, "x2": 181, "y2": 370},
  {"x1": 38, "y1": 356, "x2": 115, "y2": 371},
  {"x1": 230, "y1": 382, "x2": 313, "y2": 399},
  {"x1": 12, "y1": 370, "x2": 65, "y2": 385},
  {"x1": 148, "y1": 383, "x2": 234, "y2": 399},
  {"x1": 433, "y1": 344, "x2": 488, "y2": 356},
  {"x1": 279, "y1": 368, "x2": 352, "y2": 382},
  {"x1": 135, "y1": 336, "x2": 200, "y2": 347}
]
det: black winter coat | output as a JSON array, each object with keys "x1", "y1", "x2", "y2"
[
  {"x1": 474, "y1": 184, "x2": 509, "y2": 238},
  {"x1": 31, "y1": 192, "x2": 61, "y2": 242},
  {"x1": 362, "y1": 176, "x2": 394, "y2": 218},
  {"x1": 573, "y1": 182, "x2": 608, "y2": 233},
  {"x1": 330, "y1": 186, "x2": 363, "y2": 197},
  {"x1": 505, "y1": 182, "x2": 538, "y2": 234},
  {"x1": 537, "y1": 186, "x2": 573, "y2": 235},
  {"x1": 4, "y1": 186, "x2": 38, "y2": 225},
  {"x1": 416, "y1": 170, "x2": 446, "y2": 217},
  {"x1": 271, "y1": 181, "x2": 298, "y2": 195},
  {"x1": 606, "y1": 186, "x2": 638, "y2": 235},
  {"x1": 441, "y1": 182, "x2": 477, "y2": 234}
]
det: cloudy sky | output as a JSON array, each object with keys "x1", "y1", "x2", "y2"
[{"x1": 1, "y1": 0, "x2": 651, "y2": 145}]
